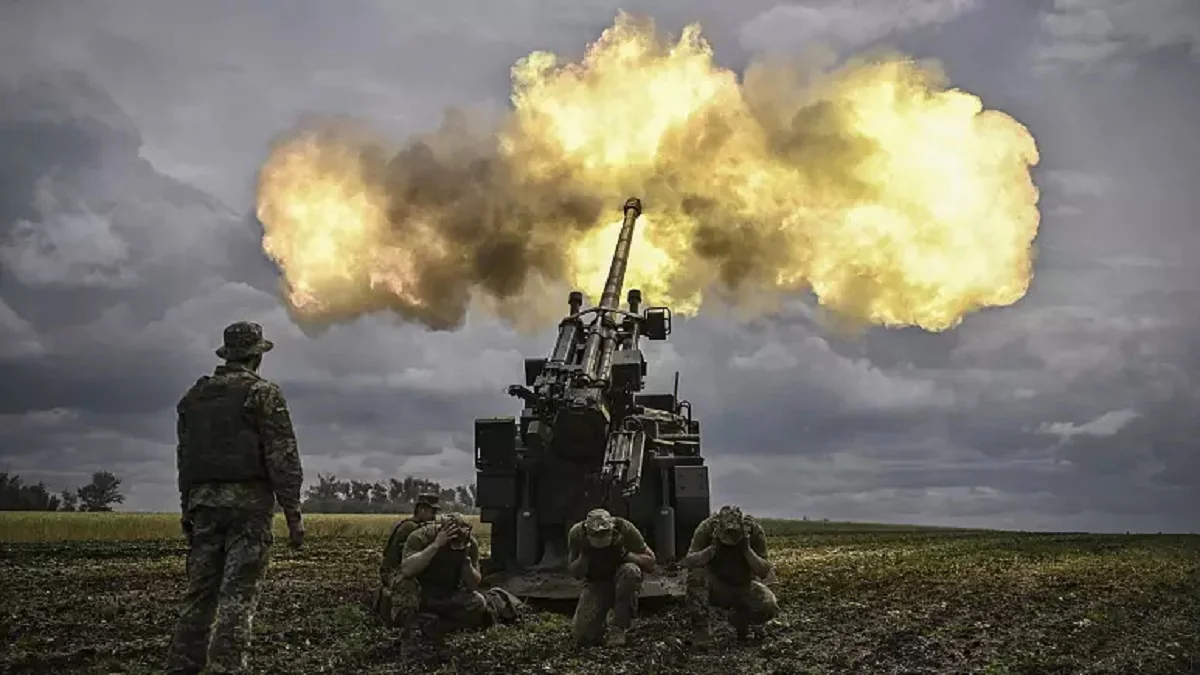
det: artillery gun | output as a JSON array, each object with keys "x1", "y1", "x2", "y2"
[{"x1": 473, "y1": 197, "x2": 711, "y2": 600}]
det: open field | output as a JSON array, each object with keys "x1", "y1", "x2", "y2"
[
  {"x1": 2, "y1": 513, "x2": 1197, "y2": 674},
  {"x1": 0, "y1": 512, "x2": 951, "y2": 543},
  {"x1": 0, "y1": 511, "x2": 448, "y2": 543}
]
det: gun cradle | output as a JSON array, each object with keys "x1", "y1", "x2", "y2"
[
  {"x1": 549, "y1": 389, "x2": 611, "y2": 463},
  {"x1": 601, "y1": 428, "x2": 646, "y2": 496}
]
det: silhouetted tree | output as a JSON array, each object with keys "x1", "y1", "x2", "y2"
[
  {"x1": 349, "y1": 480, "x2": 372, "y2": 502},
  {"x1": 76, "y1": 471, "x2": 125, "y2": 512},
  {"x1": 307, "y1": 474, "x2": 341, "y2": 501},
  {"x1": 0, "y1": 472, "x2": 63, "y2": 511},
  {"x1": 59, "y1": 489, "x2": 78, "y2": 512},
  {"x1": 387, "y1": 478, "x2": 404, "y2": 503},
  {"x1": 299, "y1": 473, "x2": 478, "y2": 514},
  {"x1": 369, "y1": 482, "x2": 388, "y2": 504}
]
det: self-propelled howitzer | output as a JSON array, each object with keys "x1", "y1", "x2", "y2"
[{"x1": 474, "y1": 198, "x2": 711, "y2": 599}]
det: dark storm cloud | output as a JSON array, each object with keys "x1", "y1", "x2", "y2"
[
  {"x1": 0, "y1": 71, "x2": 273, "y2": 327},
  {"x1": 0, "y1": 0, "x2": 1196, "y2": 530}
]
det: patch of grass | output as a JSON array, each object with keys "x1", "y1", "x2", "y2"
[
  {"x1": 0, "y1": 511, "x2": 490, "y2": 543},
  {"x1": 1, "y1": 517, "x2": 1196, "y2": 674}
]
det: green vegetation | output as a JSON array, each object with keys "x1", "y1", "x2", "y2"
[
  {"x1": 0, "y1": 512, "x2": 913, "y2": 544},
  {"x1": 1, "y1": 513, "x2": 1196, "y2": 674},
  {"x1": 0, "y1": 511, "x2": 485, "y2": 543}
]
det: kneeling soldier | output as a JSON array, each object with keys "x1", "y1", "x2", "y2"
[
  {"x1": 375, "y1": 493, "x2": 441, "y2": 624},
  {"x1": 567, "y1": 508, "x2": 656, "y2": 647},
  {"x1": 393, "y1": 513, "x2": 492, "y2": 643},
  {"x1": 681, "y1": 505, "x2": 779, "y2": 645}
]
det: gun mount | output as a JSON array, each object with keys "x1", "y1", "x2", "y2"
[{"x1": 474, "y1": 197, "x2": 711, "y2": 600}]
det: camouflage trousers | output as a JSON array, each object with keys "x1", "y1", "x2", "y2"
[
  {"x1": 165, "y1": 507, "x2": 274, "y2": 675},
  {"x1": 685, "y1": 568, "x2": 779, "y2": 630},
  {"x1": 572, "y1": 562, "x2": 643, "y2": 646},
  {"x1": 388, "y1": 577, "x2": 492, "y2": 638}
]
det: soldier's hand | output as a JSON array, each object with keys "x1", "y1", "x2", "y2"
[
  {"x1": 433, "y1": 524, "x2": 455, "y2": 548},
  {"x1": 287, "y1": 519, "x2": 305, "y2": 549}
]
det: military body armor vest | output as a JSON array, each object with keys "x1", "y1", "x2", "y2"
[
  {"x1": 179, "y1": 376, "x2": 268, "y2": 486},
  {"x1": 383, "y1": 518, "x2": 416, "y2": 550},
  {"x1": 710, "y1": 542, "x2": 754, "y2": 587},
  {"x1": 584, "y1": 541, "x2": 625, "y2": 581},
  {"x1": 419, "y1": 545, "x2": 467, "y2": 596}
]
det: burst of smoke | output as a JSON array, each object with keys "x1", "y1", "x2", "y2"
[{"x1": 256, "y1": 11, "x2": 1040, "y2": 333}]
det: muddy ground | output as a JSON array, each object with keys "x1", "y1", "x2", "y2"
[{"x1": 2, "y1": 528, "x2": 1198, "y2": 674}]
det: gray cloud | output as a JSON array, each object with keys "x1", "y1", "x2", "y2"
[
  {"x1": 0, "y1": 0, "x2": 1196, "y2": 532},
  {"x1": 1035, "y1": 0, "x2": 1200, "y2": 73},
  {"x1": 740, "y1": 0, "x2": 981, "y2": 53}
]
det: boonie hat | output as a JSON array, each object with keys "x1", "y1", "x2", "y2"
[
  {"x1": 584, "y1": 508, "x2": 615, "y2": 534},
  {"x1": 215, "y1": 321, "x2": 274, "y2": 360}
]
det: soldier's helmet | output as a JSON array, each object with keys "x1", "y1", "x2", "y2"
[
  {"x1": 439, "y1": 513, "x2": 472, "y2": 549},
  {"x1": 715, "y1": 505, "x2": 746, "y2": 544},
  {"x1": 215, "y1": 321, "x2": 274, "y2": 360},
  {"x1": 414, "y1": 493, "x2": 441, "y2": 514}
]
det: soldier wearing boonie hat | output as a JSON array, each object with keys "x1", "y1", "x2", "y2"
[
  {"x1": 566, "y1": 508, "x2": 656, "y2": 648},
  {"x1": 167, "y1": 321, "x2": 305, "y2": 674}
]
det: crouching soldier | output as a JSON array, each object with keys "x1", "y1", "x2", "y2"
[
  {"x1": 681, "y1": 505, "x2": 779, "y2": 646},
  {"x1": 374, "y1": 493, "x2": 440, "y2": 624},
  {"x1": 567, "y1": 508, "x2": 656, "y2": 647},
  {"x1": 392, "y1": 513, "x2": 492, "y2": 645}
]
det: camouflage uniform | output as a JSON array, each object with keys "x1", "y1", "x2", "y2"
[
  {"x1": 375, "y1": 493, "x2": 440, "y2": 624},
  {"x1": 567, "y1": 509, "x2": 650, "y2": 647},
  {"x1": 166, "y1": 322, "x2": 304, "y2": 675},
  {"x1": 391, "y1": 513, "x2": 492, "y2": 638},
  {"x1": 685, "y1": 506, "x2": 779, "y2": 643}
]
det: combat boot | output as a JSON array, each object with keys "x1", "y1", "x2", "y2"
[
  {"x1": 690, "y1": 624, "x2": 713, "y2": 648},
  {"x1": 605, "y1": 627, "x2": 628, "y2": 647},
  {"x1": 732, "y1": 612, "x2": 750, "y2": 641},
  {"x1": 731, "y1": 614, "x2": 766, "y2": 642}
]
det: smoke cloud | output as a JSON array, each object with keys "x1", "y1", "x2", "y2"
[{"x1": 256, "y1": 12, "x2": 1040, "y2": 332}]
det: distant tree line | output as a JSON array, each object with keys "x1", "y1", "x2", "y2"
[
  {"x1": 0, "y1": 470, "x2": 476, "y2": 515},
  {"x1": 302, "y1": 474, "x2": 478, "y2": 514},
  {"x1": 0, "y1": 471, "x2": 125, "y2": 512}
]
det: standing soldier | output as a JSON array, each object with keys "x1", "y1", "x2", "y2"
[
  {"x1": 393, "y1": 513, "x2": 492, "y2": 644},
  {"x1": 166, "y1": 321, "x2": 305, "y2": 675},
  {"x1": 680, "y1": 505, "x2": 778, "y2": 646},
  {"x1": 567, "y1": 508, "x2": 656, "y2": 647},
  {"x1": 375, "y1": 493, "x2": 441, "y2": 624}
]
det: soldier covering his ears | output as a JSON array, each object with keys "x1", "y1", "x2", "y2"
[
  {"x1": 567, "y1": 508, "x2": 656, "y2": 647},
  {"x1": 166, "y1": 321, "x2": 305, "y2": 675},
  {"x1": 375, "y1": 493, "x2": 441, "y2": 623},
  {"x1": 393, "y1": 513, "x2": 493, "y2": 643},
  {"x1": 680, "y1": 505, "x2": 779, "y2": 645}
]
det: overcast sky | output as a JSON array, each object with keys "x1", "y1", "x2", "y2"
[{"x1": 1, "y1": 0, "x2": 1197, "y2": 533}]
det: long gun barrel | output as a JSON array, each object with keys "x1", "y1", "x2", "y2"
[
  {"x1": 579, "y1": 198, "x2": 642, "y2": 382},
  {"x1": 600, "y1": 197, "x2": 642, "y2": 310}
]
